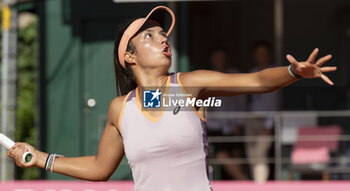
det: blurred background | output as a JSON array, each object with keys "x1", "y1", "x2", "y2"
[{"x1": 0, "y1": 0, "x2": 350, "y2": 185}]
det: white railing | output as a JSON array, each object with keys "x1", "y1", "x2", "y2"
[{"x1": 206, "y1": 110, "x2": 350, "y2": 180}]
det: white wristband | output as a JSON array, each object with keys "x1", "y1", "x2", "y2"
[{"x1": 288, "y1": 65, "x2": 302, "y2": 79}]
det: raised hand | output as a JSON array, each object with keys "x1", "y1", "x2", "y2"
[{"x1": 286, "y1": 48, "x2": 337, "y2": 85}]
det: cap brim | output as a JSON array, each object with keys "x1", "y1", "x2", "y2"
[{"x1": 143, "y1": 6, "x2": 175, "y2": 37}]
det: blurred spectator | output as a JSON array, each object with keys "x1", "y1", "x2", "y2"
[
  {"x1": 245, "y1": 41, "x2": 280, "y2": 182},
  {"x1": 206, "y1": 47, "x2": 249, "y2": 180}
]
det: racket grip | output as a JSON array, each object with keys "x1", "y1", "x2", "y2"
[{"x1": 22, "y1": 152, "x2": 32, "y2": 163}]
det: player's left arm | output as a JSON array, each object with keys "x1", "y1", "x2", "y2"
[{"x1": 180, "y1": 48, "x2": 336, "y2": 98}]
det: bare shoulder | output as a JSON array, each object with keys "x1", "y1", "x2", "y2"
[{"x1": 108, "y1": 95, "x2": 128, "y2": 128}]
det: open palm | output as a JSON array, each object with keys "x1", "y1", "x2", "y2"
[{"x1": 286, "y1": 48, "x2": 337, "y2": 85}]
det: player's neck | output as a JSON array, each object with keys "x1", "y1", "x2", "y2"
[
  {"x1": 135, "y1": 73, "x2": 169, "y2": 105},
  {"x1": 135, "y1": 71, "x2": 169, "y2": 89}
]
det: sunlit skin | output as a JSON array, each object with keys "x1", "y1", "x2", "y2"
[
  {"x1": 126, "y1": 22, "x2": 172, "y2": 90},
  {"x1": 7, "y1": 21, "x2": 337, "y2": 181},
  {"x1": 125, "y1": 22, "x2": 173, "y2": 117}
]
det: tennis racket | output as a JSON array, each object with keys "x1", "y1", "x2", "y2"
[{"x1": 0, "y1": 133, "x2": 32, "y2": 163}]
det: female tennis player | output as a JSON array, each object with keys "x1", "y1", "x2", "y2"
[{"x1": 8, "y1": 6, "x2": 336, "y2": 191}]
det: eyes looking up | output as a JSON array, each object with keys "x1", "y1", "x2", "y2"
[{"x1": 144, "y1": 29, "x2": 167, "y2": 41}]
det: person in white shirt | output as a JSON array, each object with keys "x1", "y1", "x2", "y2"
[{"x1": 245, "y1": 41, "x2": 279, "y2": 182}]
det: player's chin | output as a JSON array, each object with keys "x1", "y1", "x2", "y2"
[
  {"x1": 162, "y1": 61, "x2": 171, "y2": 71},
  {"x1": 154, "y1": 58, "x2": 171, "y2": 69},
  {"x1": 163, "y1": 56, "x2": 172, "y2": 65},
  {"x1": 165, "y1": 59, "x2": 172, "y2": 67}
]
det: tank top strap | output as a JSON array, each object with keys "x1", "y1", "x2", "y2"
[
  {"x1": 127, "y1": 88, "x2": 136, "y2": 101},
  {"x1": 169, "y1": 72, "x2": 178, "y2": 85}
]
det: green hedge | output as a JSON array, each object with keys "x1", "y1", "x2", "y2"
[{"x1": 15, "y1": 18, "x2": 39, "y2": 180}]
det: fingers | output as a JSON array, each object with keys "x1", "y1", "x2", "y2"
[
  {"x1": 286, "y1": 54, "x2": 298, "y2": 68},
  {"x1": 7, "y1": 147, "x2": 24, "y2": 166},
  {"x1": 287, "y1": 49, "x2": 336, "y2": 85},
  {"x1": 316, "y1": 54, "x2": 332, "y2": 67},
  {"x1": 320, "y1": 66, "x2": 336, "y2": 85},
  {"x1": 307, "y1": 48, "x2": 319, "y2": 63},
  {"x1": 320, "y1": 66, "x2": 337, "y2": 73},
  {"x1": 321, "y1": 74, "x2": 334, "y2": 86},
  {"x1": 7, "y1": 142, "x2": 33, "y2": 167},
  {"x1": 7, "y1": 147, "x2": 15, "y2": 158},
  {"x1": 7, "y1": 143, "x2": 21, "y2": 158}
]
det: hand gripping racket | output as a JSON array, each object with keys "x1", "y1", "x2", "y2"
[{"x1": 0, "y1": 133, "x2": 32, "y2": 163}]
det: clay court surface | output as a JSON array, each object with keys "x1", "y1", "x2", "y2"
[{"x1": 1, "y1": 181, "x2": 350, "y2": 191}]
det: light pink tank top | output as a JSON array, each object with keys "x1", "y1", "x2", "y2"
[{"x1": 119, "y1": 73, "x2": 212, "y2": 191}]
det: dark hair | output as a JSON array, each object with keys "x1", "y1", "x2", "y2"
[
  {"x1": 211, "y1": 45, "x2": 228, "y2": 53},
  {"x1": 253, "y1": 40, "x2": 272, "y2": 52},
  {"x1": 114, "y1": 18, "x2": 138, "y2": 96}
]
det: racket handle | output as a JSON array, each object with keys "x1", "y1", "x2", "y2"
[{"x1": 22, "y1": 152, "x2": 32, "y2": 163}]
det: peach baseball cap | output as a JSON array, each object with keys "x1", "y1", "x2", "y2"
[{"x1": 118, "y1": 6, "x2": 175, "y2": 69}]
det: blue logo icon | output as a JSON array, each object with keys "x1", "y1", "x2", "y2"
[{"x1": 143, "y1": 89, "x2": 161, "y2": 108}]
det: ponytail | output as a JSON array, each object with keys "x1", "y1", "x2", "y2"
[{"x1": 114, "y1": 19, "x2": 138, "y2": 96}]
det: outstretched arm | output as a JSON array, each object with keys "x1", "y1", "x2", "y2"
[
  {"x1": 180, "y1": 48, "x2": 336, "y2": 98},
  {"x1": 8, "y1": 97, "x2": 125, "y2": 181}
]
